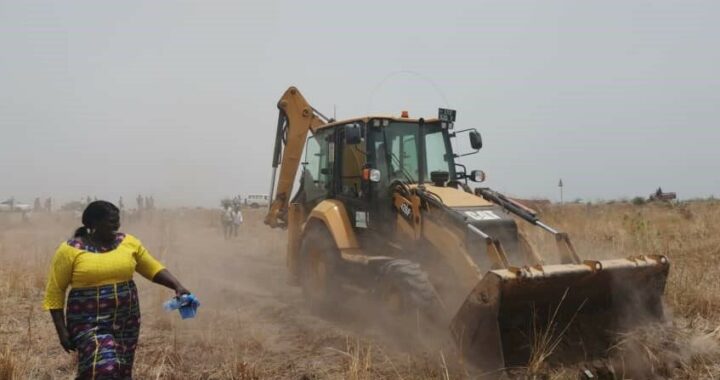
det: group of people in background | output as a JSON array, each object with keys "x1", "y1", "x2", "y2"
[
  {"x1": 221, "y1": 205, "x2": 243, "y2": 239},
  {"x1": 22, "y1": 194, "x2": 158, "y2": 218},
  {"x1": 220, "y1": 195, "x2": 244, "y2": 239},
  {"x1": 33, "y1": 197, "x2": 54, "y2": 212},
  {"x1": 134, "y1": 194, "x2": 155, "y2": 211}
]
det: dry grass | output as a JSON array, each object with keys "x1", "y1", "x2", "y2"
[
  {"x1": 542, "y1": 200, "x2": 720, "y2": 324},
  {"x1": 0, "y1": 200, "x2": 719, "y2": 379},
  {"x1": 528, "y1": 200, "x2": 720, "y2": 379},
  {"x1": 0, "y1": 346, "x2": 16, "y2": 380},
  {"x1": 526, "y1": 290, "x2": 587, "y2": 375},
  {"x1": 327, "y1": 338, "x2": 376, "y2": 380}
]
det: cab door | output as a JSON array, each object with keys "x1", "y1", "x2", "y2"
[
  {"x1": 300, "y1": 127, "x2": 336, "y2": 209},
  {"x1": 335, "y1": 122, "x2": 371, "y2": 230}
]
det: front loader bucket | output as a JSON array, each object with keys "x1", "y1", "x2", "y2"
[{"x1": 450, "y1": 255, "x2": 670, "y2": 372}]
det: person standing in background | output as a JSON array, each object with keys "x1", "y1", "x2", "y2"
[
  {"x1": 232, "y1": 206, "x2": 243, "y2": 237},
  {"x1": 221, "y1": 206, "x2": 234, "y2": 239},
  {"x1": 118, "y1": 196, "x2": 126, "y2": 221}
]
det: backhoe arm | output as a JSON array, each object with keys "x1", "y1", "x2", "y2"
[{"x1": 265, "y1": 87, "x2": 327, "y2": 228}]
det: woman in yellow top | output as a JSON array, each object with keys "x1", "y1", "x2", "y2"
[{"x1": 44, "y1": 201, "x2": 190, "y2": 379}]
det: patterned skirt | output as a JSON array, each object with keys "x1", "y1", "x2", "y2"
[{"x1": 67, "y1": 281, "x2": 141, "y2": 380}]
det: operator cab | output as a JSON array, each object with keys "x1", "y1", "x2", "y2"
[
  {"x1": 366, "y1": 117, "x2": 456, "y2": 194},
  {"x1": 299, "y1": 109, "x2": 482, "y2": 233}
]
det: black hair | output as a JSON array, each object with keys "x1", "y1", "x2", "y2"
[{"x1": 73, "y1": 200, "x2": 120, "y2": 238}]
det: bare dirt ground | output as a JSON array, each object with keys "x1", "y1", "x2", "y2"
[{"x1": 1, "y1": 201, "x2": 720, "y2": 379}]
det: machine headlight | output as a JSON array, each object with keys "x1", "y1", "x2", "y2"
[
  {"x1": 369, "y1": 169, "x2": 381, "y2": 183},
  {"x1": 470, "y1": 170, "x2": 486, "y2": 183}
]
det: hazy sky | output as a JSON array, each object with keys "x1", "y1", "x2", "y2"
[{"x1": 1, "y1": 0, "x2": 718, "y2": 207}]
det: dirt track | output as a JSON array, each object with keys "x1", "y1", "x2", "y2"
[
  {"x1": 140, "y1": 208, "x2": 461, "y2": 379},
  {"x1": 145, "y1": 208, "x2": 374, "y2": 378}
]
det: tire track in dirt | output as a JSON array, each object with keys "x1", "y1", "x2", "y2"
[
  {"x1": 145, "y1": 209, "x2": 461, "y2": 378},
  {"x1": 144, "y1": 210, "x2": 371, "y2": 377}
]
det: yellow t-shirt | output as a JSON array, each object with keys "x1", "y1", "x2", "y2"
[{"x1": 43, "y1": 234, "x2": 166, "y2": 310}]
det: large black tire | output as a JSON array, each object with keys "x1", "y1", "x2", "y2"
[
  {"x1": 298, "y1": 224, "x2": 341, "y2": 314},
  {"x1": 376, "y1": 259, "x2": 440, "y2": 323}
]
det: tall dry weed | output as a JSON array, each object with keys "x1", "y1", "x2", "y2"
[
  {"x1": 223, "y1": 358, "x2": 260, "y2": 380},
  {"x1": 326, "y1": 337, "x2": 375, "y2": 380},
  {"x1": 527, "y1": 290, "x2": 586, "y2": 374},
  {"x1": 0, "y1": 346, "x2": 16, "y2": 380}
]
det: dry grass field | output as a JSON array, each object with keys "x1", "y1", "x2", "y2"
[{"x1": 0, "y1": 200, "x2": 719, "y2": 379}]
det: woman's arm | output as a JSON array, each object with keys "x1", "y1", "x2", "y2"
[
  {"x1": 152, "y1": 269, "x2": 190, "y2": 296},
  {"x1": 45, "y1": 245, "x2": 76, "y2": 353},
  {"x1": 50, "y1": 309, "x2": 75, "y2": 353},
  {"x1": 133, "y1": 239, "x2": 190, "y2": 296}
]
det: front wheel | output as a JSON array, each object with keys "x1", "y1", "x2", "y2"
[
  {"x1": 299, "y1": 224, "x2": 341, "y2": 314},
  {"x1": 376, "y1": 259, "x2": 441, "y2": 324}
]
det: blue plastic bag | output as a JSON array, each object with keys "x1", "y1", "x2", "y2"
[{"x1": 163, "y1": 293, "x2": 200, "y2": 319}]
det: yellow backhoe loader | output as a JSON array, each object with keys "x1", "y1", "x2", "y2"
[{"x1": 264, "y1": 87, "x2": 669, "y2": 372}]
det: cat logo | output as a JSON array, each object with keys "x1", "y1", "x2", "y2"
[
  {"x1": 399, "y1": 202, "x2": 413, "y2": 221},
  {"x1": 464, "y1": 210, "x2": 501, "y2": 221}
]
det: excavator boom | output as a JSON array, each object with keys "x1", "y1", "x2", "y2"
[{"x1": 265, "y1": 87, "x2": 328, "y2": 228}]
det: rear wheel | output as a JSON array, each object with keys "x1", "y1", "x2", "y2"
[{"x1": 299, "y1": 224, "x2": 341, "y2": 313}]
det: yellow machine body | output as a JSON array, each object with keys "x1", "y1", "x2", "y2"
[{"x1": 265, "y1": 87, "x2": 670, "y2": 372}]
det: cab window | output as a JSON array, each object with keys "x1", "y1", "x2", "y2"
[
  {"x1": 340, "y1": 123, "x2": 366, "y2": 198},
  {"x1": 302, "y1": 128, "x2": 334, "y2": 202}
]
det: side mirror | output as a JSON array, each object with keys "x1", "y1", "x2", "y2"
[
  {"x1": 345, "y1": 124, "x2": 362, "y2": 145},
  {"x1": 469, "y1": 131, "x2": 482, "y2": 150},
  {"x1": 469, "y1": 170, "x2": 486, "y2": 183}
]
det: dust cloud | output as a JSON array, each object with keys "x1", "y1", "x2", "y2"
[
  {"x1": 0, "y1": 207, "x2": 462, "y2": 379},
  {"x1": 132, "y1": 207, "x2": 462, "y2": 377}
]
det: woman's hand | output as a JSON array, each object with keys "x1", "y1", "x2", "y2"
[
  {"x1": 50, "y1": 309, "x2": 75, "y2": 353},
  {"x1": 58, "y1": 327, "x2": 76, "y2": 353},
  {"x1": 175, "y1": 285, "x2": 191, "y2": 297}
]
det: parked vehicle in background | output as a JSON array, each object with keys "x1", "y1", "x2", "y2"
[
  {"x1": 244, "y1": 194, "x2": 269, "y2": 208},
  {"x1": 0, "y1": 198, "x2": 32, "y2": 212},
  {"x1": 649, "y1": 187, "x2": 677, "y2": 202}
]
